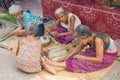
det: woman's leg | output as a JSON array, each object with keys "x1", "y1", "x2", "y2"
[
  {"x1": 53, "y1": 66, "x2": 65, "y2": 72},
  {"x1": 43, "y1": 61, "x2": 65, "y2": 75},
  {"x1": 42, "y1": 61, "x2": 56, "y2": 75},
  {"x1": 44, "y1": 56, "x2": 66, "y2": 68}
]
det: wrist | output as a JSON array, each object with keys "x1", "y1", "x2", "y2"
[
  {"x1": 79, "y1": 55, "x2": 84, "y2": 60},
  {"x1": 59, "y1": 33, "x2": 64, "y2": 36},
  {"x1": 17, "y1": 27, "x2": 22, "y2": 30},
  {"x1": 58, "y1": 34, "x2": 61, "y2": 36}
]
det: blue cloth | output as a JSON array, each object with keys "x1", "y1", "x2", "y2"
[
  {"x1": 36, "y1": 24, "x2": 44, "y2": 37},
  {"x1": 17, "y1": 12, "x2": 43, "y2": 29},
  {"x1": 108, "y1": 38, "x2": 114, "y2": 51}
]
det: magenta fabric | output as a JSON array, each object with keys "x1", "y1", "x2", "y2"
[
  {"x1": 41, "y1": 0, "x2": 120, "y2": 39},
  {"x1": 50, "y1": 25, "x2": 73, "y2": 44},
  {"x1": 66, "y1": 48, "x2": 117, "y2": 73}
]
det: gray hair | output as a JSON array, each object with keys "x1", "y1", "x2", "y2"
[
  {"x1": 9, "y1": 5, "x2": 22, "y2": 15},
  {"x1": 75, "y1": 25, "x2": 92, "y2": 39},
  {"x1": 25, "y1": 21, "x2": 38, "y2": 35},
  {"x1": 55, "y1": 7, "x2": 66, "y2": 16}
]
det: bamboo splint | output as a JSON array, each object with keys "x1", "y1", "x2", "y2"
[{"x1": 46, "y1": 45, "x2": 69, "y2": 62}]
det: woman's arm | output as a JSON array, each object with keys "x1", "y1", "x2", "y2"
[
  {"x1": 40, "y1": 45, "x2": 44, "y2": 57},
  {"x1": 67, "y1": 43, "x2": 84, "y2": 59},
  {"x1": 39, "y1": 40, "x2": 44, "y2": 56},
  {"x1": 17, "y1": 22, "x2": 22, "y2": 29},
  {"x1": 74, "y1": 38, "x2": 104, "y2": 63},
  {"x1": 46, "y1": 19, "x2": 61, "y2": 32},
  {"x1": 10, "y1": 22, "x2": 22, "y2": 35},
  {"x1": 58, "y1": 15, "x2": 75, "y2": 36},
  {"x1": 59, "y1": 36, "x2": 86, "y2": 61},
  {"x1": 52, "y1": 19, "x2": 61, "y2": 29},
  {"x1": 59, "y1": 43, "x2": 84, "y2": 62},
  {"x1": 16, "y1": 39, "x2": 21, "y2": 56},
  {"x1": 67, "y1": 36, "x2": 87, "y2": 58}
]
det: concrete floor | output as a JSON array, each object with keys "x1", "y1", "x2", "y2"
[{"x1": 14, "y1": 0, "x2": 43, "y2": 17}]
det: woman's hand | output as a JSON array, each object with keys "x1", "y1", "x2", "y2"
[
  {"x1": 73, "y1": 54, "x2": 79, "y2": 59},
  {"x1": 46, "y1": 26, "x2": 52, "y2": 32},
  {"x1": 58, "y1": 57, "x2": 67, "y2": 62},
  {"x1": 10, "y1": 28, "x2": 21, "y2": 36},
  {"x1": 73, "y1": 54, "x2": 84, "y2": 60},
  {"x1": 51, "y1": 31, "x2": 59, "y2": 37}
]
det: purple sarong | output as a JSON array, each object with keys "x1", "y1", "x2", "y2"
[
  {"x1": 50, "y1": 25, "x2": 73, "y2": 44},
  {"x1": 66, "y1": 48, "x2": 117, "y2": 73}
]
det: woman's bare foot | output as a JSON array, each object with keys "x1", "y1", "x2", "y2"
[
  {"x1": 44, "y1": 56, "x2": 58, "y2": 66},
  {"x1": 54, "y1": 67, "x2": 65, "y2": 72},
  {"x1": 42, "y1": 62, "x2": 56, "y2": 75},
  {"x1": 44, "y1": 56, "x2": 53, "y2": 65},
  {"x1": 44, "y1": 56, "x2": 66, "y2": 68}
]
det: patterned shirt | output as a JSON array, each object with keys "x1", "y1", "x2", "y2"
[{"x1": 16, "y1": 38, "x2": 42, "y2": 73}]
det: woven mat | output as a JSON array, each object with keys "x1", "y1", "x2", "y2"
[
  {"x1": 0, "y1": 19, "x2": 17, "y2": 41},
  {"x1": 102, "y1": 61, "x2": 120, "y2": 80}
]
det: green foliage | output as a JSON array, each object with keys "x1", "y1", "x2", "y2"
[
  {"x1": 111, "y1": 0, "x2": 120, "y2": 7},
  {"x1": 0, "y1": 14, "x2": 17, "y2": 24}
]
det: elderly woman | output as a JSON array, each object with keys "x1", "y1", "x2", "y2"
[
  {"x1": 43, "y1": 24, "x2": 117, "y2": 73},
  {"x1": 9, "y1": 5, "x2": 44, "y2": 37},
  {"x1": 47, "y1": 7, "x2": 81, "y2": 44},
  {"x1": 16, "y1": 21, "x2": 44, "y2": 73},
  {"x1": 16, "y1": 21, "x2": 56, "y2": 75}
]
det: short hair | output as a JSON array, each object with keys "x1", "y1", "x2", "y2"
[
  {"x1": 25, "y1": 21, "x2": 38, "y2": 35},
  {"x1": 55, "y1": 7, "x2": 66, "y2": 16},
  {"x1": 9, "y1": 5, "x2": 22, "y2": 15},
  {"x1": 75, "y1": 25, "x2": 92, "y2": 39}
]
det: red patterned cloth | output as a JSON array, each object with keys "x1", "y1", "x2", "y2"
[{"x1": 41, "y1": 0, "x2": 120, "y2": 39}]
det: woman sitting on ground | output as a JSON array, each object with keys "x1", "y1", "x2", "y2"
[
  {"x1": 43, "y1": 24, "x2": 118, "y2": 74},
  {"x1": 9, "y1": 5, "x2": 44, "y2": 37},
  {"x1": 16, "y1": 21, "x2": 44, "y2": 73},
  {"x1": 46, "y1": 7, "x2": 81, "y2": 44},
  {"x1": 16, "y1": 21, "x2": 56, "y2": 74}
]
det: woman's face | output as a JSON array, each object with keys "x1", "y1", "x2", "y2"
[
  {"x1": 77, "y1": 36, "x2": 89, "y2": 45},
  {"x1": 12, "y1": 13, "x2": 23, "y2": 19},
  {"x1": 56, "y1": 12, "x2": 67, "y2": 23}
]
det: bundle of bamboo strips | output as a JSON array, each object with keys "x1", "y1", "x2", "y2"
[{"x1": 46, "y1": 45, "x2": 69, "y2": 62}]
